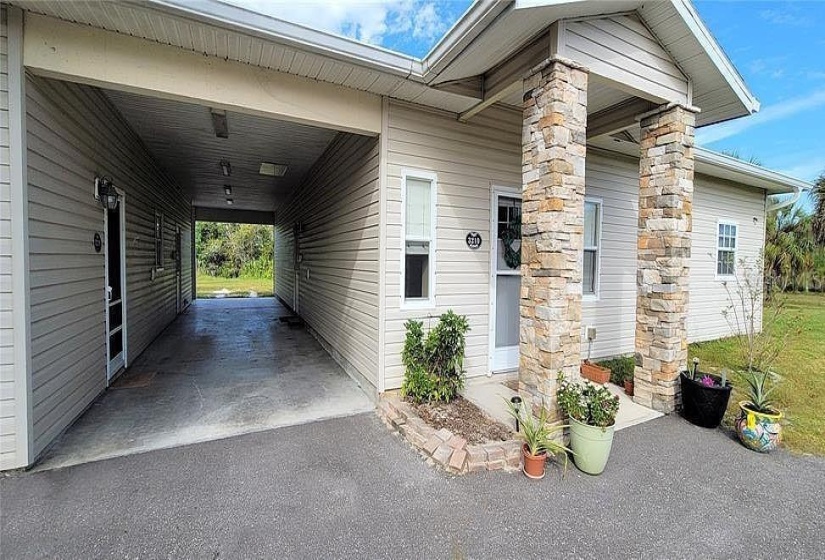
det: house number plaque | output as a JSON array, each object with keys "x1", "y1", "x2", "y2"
[{"x1": 465, "y1": 232, "x2": 482, "y2": 250}]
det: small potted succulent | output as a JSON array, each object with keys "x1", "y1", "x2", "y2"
[
  {"x1": 506, "y1": 399, "x2": 572, "y2": 480},
  {"x1": 555, "y1": 373, "x2": 620, "y2": 475},
  {"x1": 680, "y1": 358, "x2": 733, "y2": 429},
  {"x1": 735, "y1": 370, "x2": 783, "y2": 453}
]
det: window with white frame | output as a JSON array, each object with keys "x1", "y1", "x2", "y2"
[
  {"x1": 717, "y1": 221, "x2": 737, "y2": 277},
  {"x1": 154, "y1": 211, "x2": 165, "y2": 270},
  {"x1": 583, "y1": 199, "x2": 601, "y2": 296},
  {"x1": 403, "y1": 173, "x2": 435, "y2": 304}
]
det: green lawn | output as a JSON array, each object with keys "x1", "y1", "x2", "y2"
[
  {"x1": 196, "y1": 273, "x2": 274, "y2": 299},
  {"x1": 689, "y1": 292, "x2": 825, "y2": 456}
]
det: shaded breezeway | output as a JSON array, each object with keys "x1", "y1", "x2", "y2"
[{"x1": 34, "y1": 298, "x2": 373, "y2": 470}]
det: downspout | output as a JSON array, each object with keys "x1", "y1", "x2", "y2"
[{"x1": 766, "y1": 185, "x2": 803, "y2": 213}]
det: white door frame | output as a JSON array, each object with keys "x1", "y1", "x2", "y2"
[
  {"x1": 103, "y1": 190, "x2": 128, "y2": 383},
  {"x1": 488, "y1": 185, "x2": 522, "y2": 374}
]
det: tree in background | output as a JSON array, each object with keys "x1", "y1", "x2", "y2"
[
  {"x1": 813, "y1": 174, "x2": 825, "y2": 245},
  {"x1": 195, "y1": 222, "x2": 274, "y2": 278}
]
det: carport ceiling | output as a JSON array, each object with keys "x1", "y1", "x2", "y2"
[{"x1": 104, "y1": 89, "x2": 338, "y2": 212}]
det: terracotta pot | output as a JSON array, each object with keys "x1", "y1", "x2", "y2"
[
  {"x1": 624, "y1": 379, "x2": 634, "y2": 396},
  {"x1": 581, "y1": 361, "x2": 610, "y2": 385},
  {"x1": 521, "y1": 444, "x2": 547, "y2": 479}
]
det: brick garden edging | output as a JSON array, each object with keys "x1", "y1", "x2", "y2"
[{"x1": 378, "y1": 393, "x2": 521, "y2": 474}]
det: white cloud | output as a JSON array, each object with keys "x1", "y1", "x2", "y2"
[
  {"x1": 225, "y1": 0, "x2": 452, "y2": 47},
  {"x1": 697, "y1": 89, "x2": 825, "y2": 145},
  {"x1": 758, "y1": 8, "x2": 813, "y2": 27}
]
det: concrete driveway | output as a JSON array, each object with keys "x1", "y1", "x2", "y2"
[
  {"x1": 35, "y1": 298, "x2": 373, "y2": 471},
  {"x1": 2, "y1": 413, "x2": 823, "y2": 559}
]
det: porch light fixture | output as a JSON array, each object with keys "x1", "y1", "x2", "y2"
[
  {"x1": 259, "y1": 162, "x2": 288, "y2": 177},
  {"x1": 220, "y1": 159, "x2": 232, "y2": 177},
  {"x1": 210, "y1": 108, "x2": 229, "y2": 139},
  {"x1": 510, "y1": 395, "x2": 522, "y2": 432},
  {"x1": 94, "y1": 176, "x2": 120, "y2": 210},
  {"x1": 224, "y1": 185, "x2": 232, "y2": 196}
]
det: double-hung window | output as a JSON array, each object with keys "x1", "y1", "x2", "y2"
[
  {"x1": 717, "y1": 221, "x2": 737, "y2": 277},
  {"x1": 583, "y1": 199, "x2": 601, "y2": 297},
  {"x1": 402, "y1": 171, "x2": 436, "y2": 306}
]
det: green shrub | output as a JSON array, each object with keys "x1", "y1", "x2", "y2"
[
  {"x1": 400, "y1": 310, "x2": 470, "y2": 404},
  {"x1": 597, "y1": 355, "x2": 635, "y2": 385}
]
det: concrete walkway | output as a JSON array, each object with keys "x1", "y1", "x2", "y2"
[
  {"x1": 3, "y1": 413, "x2": 823, "y2": 559},
  {"x1": 35, "y1": 298, "x2": 373, "y2": 470}
]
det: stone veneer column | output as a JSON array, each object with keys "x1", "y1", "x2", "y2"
[
  {"x1": 519, "y1": 57, "x2": 588, "y2": 415},
  {"x1": 634, "y1": 103, "x2": 697, "y2": 413}
]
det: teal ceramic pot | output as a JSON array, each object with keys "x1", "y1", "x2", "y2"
[
  {"x1": 569, "y1": 417, "x2": 615, "y2": 475},
  {"x1": 735, "y1": 401, "x2": 783, "y2": 453}
]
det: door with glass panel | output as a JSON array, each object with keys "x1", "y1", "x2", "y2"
[
  {"x1": 491, "y1": 190, "x2": 522, "y2": 372},
  {"x1": 104, "y1": 194, "x2": 127, "y2": 381}
]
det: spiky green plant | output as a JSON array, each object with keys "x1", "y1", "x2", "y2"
[
  {"x1": 506, "y1": 399, "x2": 572, "y2": 472},
  {"x1": 743, "y1": 370, "x2": 779, "y2": 414}
]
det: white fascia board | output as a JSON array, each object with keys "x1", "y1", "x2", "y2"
[
  {"x1": 421, "y1": 0, "x2": 511, "y2": 79},
  {"x1": 695, "y1": 148, "x2": 812, "y2": 195},
  {"x1": 142, "y1": 0, "x2": 422, "y2": 78},
  {"x1": 670, "y1": 0, "x2": 760, "y2": 113}
]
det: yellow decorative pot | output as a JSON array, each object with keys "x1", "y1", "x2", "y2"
[{"x1": 735, "y1": 401, "x2": 782, "y2": 453}]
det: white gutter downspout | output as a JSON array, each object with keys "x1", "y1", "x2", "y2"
[{"x1": 766, "y1": 185, "x2": 804, "y2": 213}]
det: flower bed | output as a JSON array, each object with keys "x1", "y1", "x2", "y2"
[{"x1": 378, "y1": 394, "x2": 521, "y2": 474}]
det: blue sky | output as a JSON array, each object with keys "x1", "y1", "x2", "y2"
[{"x1": 233, "y1": 1, "x2": 824, "y2": 185}]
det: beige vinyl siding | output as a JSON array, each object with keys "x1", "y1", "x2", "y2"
[
  {"x1": 26, "y1": 75, "x2": 191, "y2": 457},
  {"x1": 580, "y1": 152, "x2": 639, "y2": 360},
  {"x1": 383, "y1": 100, "x2": 522, "y2": 389},
  {"x1": 0, "y1": 4, "x2": 18, "y2": 469},
  {"x1": 564, "y1": 14, "x2": 689, "y2": 104},
  {"x1": 274, "y1": 133, "x2": 380, "y2": 390},
  {"x1": 688, "y1": 175, "x2": 766, "y2": 342}
]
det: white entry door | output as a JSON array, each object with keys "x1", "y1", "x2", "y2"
[
  {"x1": 104, "y1": 193, "x2": 127, "y2": 381},
  {"x1": 490, "y1": 189, "x2": 522, "y2": 372}
]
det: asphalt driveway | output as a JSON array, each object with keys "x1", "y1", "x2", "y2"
[{"x1": 2, "y1": 413, "x2": 823, "y2": 559}]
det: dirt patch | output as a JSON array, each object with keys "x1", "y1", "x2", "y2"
[{"x1": 412, "y1": 396, "x2": 512, "y2": 445}]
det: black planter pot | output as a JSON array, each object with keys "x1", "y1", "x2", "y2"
[{"x1": 680, "y1": 372, "x2": 732, "y2": 429}]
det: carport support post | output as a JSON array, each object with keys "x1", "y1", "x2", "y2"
[
  {"x1": 519, "y1": 57, "x2": 588, "y2": 417},
  {"x1": 633, "y1": 103, "x2": 697, "y2": 413}
]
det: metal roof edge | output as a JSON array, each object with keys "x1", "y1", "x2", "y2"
[
  {"x1": 695, "y1": 148, "x2": 812, "y2": 194},
  {"x1": 141, "y1": 0, "x2": 423, "y2": 78},
  {"x1": 670, "y1": 0, "x2": 760, "y2": 114}
]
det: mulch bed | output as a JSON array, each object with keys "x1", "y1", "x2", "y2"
[{"x1": 411, "y1": 396, "x2": 512, "y2": 445}]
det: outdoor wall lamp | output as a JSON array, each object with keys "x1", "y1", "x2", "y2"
[
  {"x1": 94, "y1": 176, "x2": 120, "y2": 210},
  {"x1": 510, "y1": 395, "x2": 522, "y2": 432}
]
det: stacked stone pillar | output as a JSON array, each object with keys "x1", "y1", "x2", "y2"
[
  {"x1": 519, "y1": 57, "x2": 588, "y2": 415},
  {"x1": 634, "y1": 104, "x2": 697, "y2": 413}
]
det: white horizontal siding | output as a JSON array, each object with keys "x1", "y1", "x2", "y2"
[
  {"x1": 384, "y1": 100, "x2": 522, "y2": 389},
  {"x1": 274, "y1": 133, "x2": 380, "y2": 390},
  {"x1": 0, "y1": 4, "x2": 18, "y2": 470},
  {"x1": 564, "y1": 14, "x2": 689, "y2": 105},
  {"x1": 26, "y1": 75, "x2": 191, "y2": 457},
  {"x1": 689, "y1": 175, "x2": 766, "y2": 342}
]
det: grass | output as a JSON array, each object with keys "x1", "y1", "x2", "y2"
[
  {"x1": 689, "y1": 292, "x2": 825, "y2": 456},
  {"x1": 196, "y1": 272, "x2": 274, "y2": 299}
]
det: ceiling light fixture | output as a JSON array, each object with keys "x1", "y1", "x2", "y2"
[
  {"x1": 210, "y1": 108, "x2": 229, "y2": 139},
  {"x1": 224, "y1": 185, "x2": 232, "y2": 196},
  {"x1": 220, "y1": 159, "x2": 231, "y2": 177},
  {"x1": 226, "y1": 198, "x2": 234, "y2": 205},
  {"x1": 259, "y1": 162, "x2": 288, "y2": 177}
]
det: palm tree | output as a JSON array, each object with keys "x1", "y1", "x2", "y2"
[{"x1": 813, "y1": 173, "x2": 825, "y2": 245}]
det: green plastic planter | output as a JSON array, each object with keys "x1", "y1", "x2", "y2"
[{"x1": 569, "y1": 417, "x2": 615, "y2": 475}]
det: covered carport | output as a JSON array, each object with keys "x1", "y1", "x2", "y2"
[{"x1": 7, "y1": 5, "x2": 384, "y2": 469}]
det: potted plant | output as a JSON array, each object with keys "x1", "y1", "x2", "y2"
[
  {"x1": 735, "y1": 370, "x2": 783, "y2": 453},
  {"x1": 580, "y1": 361, "x2": 610, "y2": 385},
  {"x1": 506, "y1": 399, "x2": 572, "y2": 480},
  {"x1": 680, "y1": 357, "x2": 733, "y2": 429},
  {"x1": 555, "y1": 373, "x2": 620, "y2": 475},
  {"x1": 600, "y1": 356, "x2": 635, "y2": 396}
]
